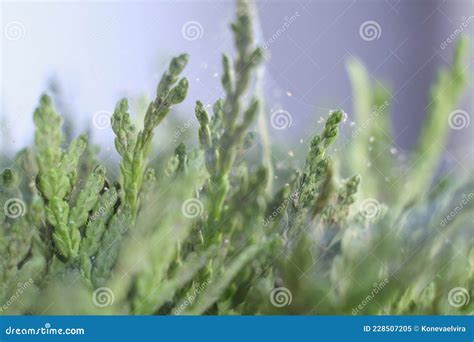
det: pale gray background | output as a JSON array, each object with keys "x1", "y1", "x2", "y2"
[{"x1": 1, "y1": 0, "x2": 473, "y2": 164}]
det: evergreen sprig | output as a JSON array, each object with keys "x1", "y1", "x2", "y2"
[
  {"x1": 112, "y1": 54, "x2": 189, "y2": 218},
  {"x1": 195, "y1": 0, "x2": 263, "y2": 242},
  {"x1": 33, "y1": 95, "x2": 105, "y2": 261}
]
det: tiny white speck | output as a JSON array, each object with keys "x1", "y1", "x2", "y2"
[
  {"x1": 369, "y1": 136, "x2": 375, "y2": 143},
  {"x1": 390, "y1": 147, "x2": 397, "y2": 154},
  {"x1": 341, "y1": 111, "x2": 348, "y2": 123}
]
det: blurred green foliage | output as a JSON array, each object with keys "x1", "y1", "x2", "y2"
[{"x1": 0, "y1": 0, "x2": 472, "y2": 315}]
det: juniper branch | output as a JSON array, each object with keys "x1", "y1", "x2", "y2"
[
  {"x1": 112, "y1": 54, "x2": 189, "y2": 218},
  {"x1": 195, "y1": 0, "x2": 263, "y2": 244},
  {"x1": 402, "y1": 36, "x2": 469, "y2": 205},
  {"x1": 34, "y1": 95, "x2": 88, "y2": 260}
]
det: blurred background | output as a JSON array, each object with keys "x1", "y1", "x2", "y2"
[{"x1": 1, "y1": 0, "x2": 473, "y2": 167}]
